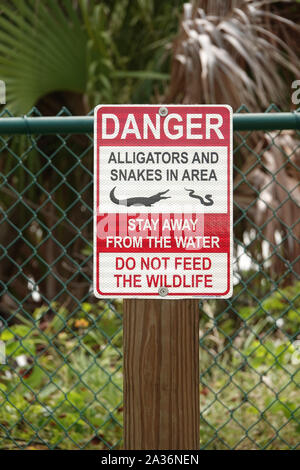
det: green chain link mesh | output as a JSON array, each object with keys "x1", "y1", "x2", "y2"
[{"x1": 0, "y1": 106, "x2": 299, "y2": 450}]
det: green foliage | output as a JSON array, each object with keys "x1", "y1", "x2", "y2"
[
  {"x1": 238, "y1": 280, "x2": 300, "y2": 349},
  {"x1": 0, "y1": 0, "x2": 184, "y2": 113},
  {"x1": 0, "y1": 300, "x2": 123, "y2": 449},
  {"x1": 0, "y1": 0, "x2": 87, "y2": 112},
  {"x1": 200, "y1": 354, "x2": 300, "y2": 450},
  {"x1": 0, "y1": 284, "x2": 299, "y2": 449},
  {"x1": 200, "y1": 278, "x2": 300, "y2": 449},
  {"x1": 202, "y1": 279, "x2": 300, "y2": 349}
]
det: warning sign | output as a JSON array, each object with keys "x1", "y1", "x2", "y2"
[{"x1": 94, "y1": 105, "x2": 232, "y2": 298}]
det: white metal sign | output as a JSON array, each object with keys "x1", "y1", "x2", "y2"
[{"x1": 94, "y1": 105, "x2": 232, "y2": 298}]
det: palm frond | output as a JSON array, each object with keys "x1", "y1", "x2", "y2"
[
  {"x1": 0, "y1": 0, "x2": 88, "y2": 113},
  {"x1": 165, "y1": 0, "x2": 300, "y2": 109}
]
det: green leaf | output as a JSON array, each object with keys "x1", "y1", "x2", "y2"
[
  {"x1": 0, "y1": 330, "x2": 14, "y2": 341},
  {"x1": 11, "y1": 325, "x2": 32, "y2": 338},
  {"x1": 112, "y1": 70, "x2": 169, "y2": 80},
  {"x1": 247, "y1": 406, "x2": 259, "y2": 414},
  {"x1": 0, "y1": 0, "x2": 87, "y2": 113}
]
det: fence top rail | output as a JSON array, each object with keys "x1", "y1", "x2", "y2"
[{"x1": 0, "y1": 112, "x2": 299, "y2": 135}]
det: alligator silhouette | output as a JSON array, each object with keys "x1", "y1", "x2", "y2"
[
  {"x1": 110, "y1": 186, "x2": 171, "y2": 207},
  {"x1": 185, "y1": 188, "x2": 214, "y2": 206}
]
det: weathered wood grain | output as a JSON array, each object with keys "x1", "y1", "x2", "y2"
[{"x1": 124, "y1": 299, "x2": 199, "y2": 450}]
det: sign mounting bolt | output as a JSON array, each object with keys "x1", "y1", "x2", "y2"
[
  {"x1": 159, "y1": 107, "x2": 168, "y2": 117},
  {"x1": 158, "y1": 286, "x2": 169, "y2": 297}
]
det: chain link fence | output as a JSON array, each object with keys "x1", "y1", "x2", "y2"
[{"x1": 0, "y1": 106, "x2": 299, "y2": 450}]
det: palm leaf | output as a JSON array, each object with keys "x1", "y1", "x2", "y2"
[
  {"x1": 0, "y1": 0, "x2": 88, "y2": 113},
  {"x1": 166, "y1": 0, "x2": 300, "y2": 109}
]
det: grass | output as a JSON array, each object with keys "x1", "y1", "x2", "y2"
[
  {"x1": 0, "y1": 282, "x2": 299, "y2": 450},
  {"x1": 0, "y1": 300, "x2": 123, "y2": 449},
  {"x1": 200, "y1": 351, "x2": 300, "y2": 450}
]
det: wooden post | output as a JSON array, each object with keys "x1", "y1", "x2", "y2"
[{"x1": 124, "y1": 299, "x2": 199, "y2": 450}]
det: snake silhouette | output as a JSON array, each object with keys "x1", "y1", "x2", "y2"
[
  {"x1": 110, "y1": 187, "x2": 170, "y2": 207},
  {"x1": 185, "y1": 188, "x2": 214, "y2": 206}
]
